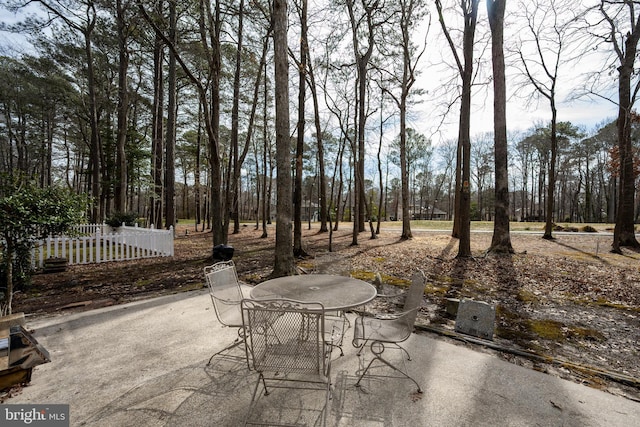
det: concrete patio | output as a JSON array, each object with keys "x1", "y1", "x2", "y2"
[{"x1": 7, "y1": 287, "x2": 640, "y2": 426}]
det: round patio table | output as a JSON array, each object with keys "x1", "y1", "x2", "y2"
[{"x1": 250, "y1": 274, "x2": 377, "y2": 311}]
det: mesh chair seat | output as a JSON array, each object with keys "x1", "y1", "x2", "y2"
[
  {"x1": 353, "y1": 312, "x2": 414, "y2": 344},
  {"x1": 352, "y1": 271, "x2": 426, "y2": 393}
]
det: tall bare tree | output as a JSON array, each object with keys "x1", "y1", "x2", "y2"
[
  {"x1": 436, "y1": 0, "x2": 480, "y2": 257},
  {"x1": 593, "y1": 1, "x2": 640, "y2": 252},
  {"x1": 150, "y1": 1, "x2": 164, "y2": 229},
  {"x1": 293, "y1": 0, "x2": 309, "y2": 257},
  {"x1": 486, "y1": 0, "x2": 513, "y2": 253},
  {"x1": 344, "y1": 0, "x2": 386, "y2": 245},
  {"x1": 272, "y1": 0, "x2": 296, "y2": 276},
  {"x1": 377, "y1": 0, "x2": 429, "y2": 240},
  {"x1": 164, "y1": 0, "x2": 177, "y2": 231},
  {"x1": 515, "y1": 0, "x2": 577, "y2": 240},
  {"x1": 114, "y1": 0, "x2": 131, "y2": 213},
  {"x1": 302, "y1": 2, "x2": 329, "y2": 234}
]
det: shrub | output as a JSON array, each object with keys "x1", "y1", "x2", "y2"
[
  {"x1": 0, "y1": 174, "x2": 87, "y2": 315},
  {"x1": 105, "y1": 211, "x2": 139, "y2": 228}
]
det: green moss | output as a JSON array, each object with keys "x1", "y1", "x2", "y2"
[
  {"x1": 350, "y1": 270, "x2": 377, "y2": 282},
  {"x1": 567, "y1": 326, "x2": 606, "y2": 342},
  {"x1": 179, "y1": 283, "x2": 205, "y2": 292},
  {"x1": 297, "y1": 260, "x2": 315, "y2": 270},
  {"x1": 134, "y1": 279, "x2": 154, "y2": 287},
  {"x1": 516, "y1": 289, "x2": 540, "y2": 303},
  {"x1": 571, "y1": 295, "x2": 640, "y2": 313},
  {"x1": 593, "y1": 297, "x2": 633, "y2": 311},
  {"x1": 383, "y1": 275, "x2": 410, "y2": 287},
  {"x1": 527, "y1": 319, "x2": 565, "y2": 341},
  {"x1": 495, "y1": 305, "x2": 536, "y2": 342},
  {"x1": 432, "y1": 275, "x2": 457, "y2": 284},
  {"x1": 350, "y1": 270, "x2": 411, "y2": 287},
  {"x1": 495, "y1": 326, "x2": 532, "y2": 341},
  {"x1": 495, "y1": 306, "x2": 567, "y2": 346},
  {"x1": 495, "y1": 304, "x2": 515, "y2": 319},
  {"x1": 462, "y1": 278, "x2": 480, "y2": 287},
  {"x1": 424, "y1": 283, "x2": 448, "y2": 295}
]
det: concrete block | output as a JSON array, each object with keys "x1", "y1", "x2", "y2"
[{"x1": 455, "y1": 299, "x2": 495, "y2": 340}]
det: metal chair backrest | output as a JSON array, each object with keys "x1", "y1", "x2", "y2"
[
  {"x1": 241, "y1": 298, "x2": 328, "y2": 377},
  {"x1": 204, "y1": 260, "x2": 243, "y2": 327},
  {"x1": 401, "y1": 270, "x2": 427, "y2": 329}
]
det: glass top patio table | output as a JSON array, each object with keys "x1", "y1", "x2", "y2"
[{"x1": 250, "y1": 274, "x2": 377, "y2": 311}]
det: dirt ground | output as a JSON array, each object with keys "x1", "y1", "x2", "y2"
[{"x1": 15, "y1": 223, "x2": 640, "y2": 402}]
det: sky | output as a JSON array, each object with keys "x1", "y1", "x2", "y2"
[{"x1": 413, "y1": 0, "x2": 621, "y2": 144}]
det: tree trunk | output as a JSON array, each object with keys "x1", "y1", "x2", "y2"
[
  {"x1": 85, "y1": 26, "x2": 101, "y2": 223},
  {"x1": 272, "y1": 0, "x2": 296, "y2": 277},
  {"x1": 487, "y1": 0, "x2": 513, "y2": 254},
  {"x1": 399, "y1": 102, "x2": 412, "y2": 240},
  {"x1": 293, "y1": 0, "x2": 307, "y2": 257},
  {"x1": 304, "y1": 12, "x2": 328, "y2": 233},
  {"x1": 2, "y1": 245, "x2": 13, "y2": 315},
  {"x1": 114, "y1": 0, "x2": 129, "y2": 213},
  {"x1": 346, "y1": 0, "x2": 376, "y2": 245},
  {"x1": 436, "y1": 0, "x2": 478, "y2": 256},
  {"x1": 151, "y1": 21, "x2": 164, "y2": 229},
  {"x1": 227, "y1": 0, "x2": 244, "y2": 236},
  {"x1": 207, "y1": 0, "x2": 225, "y2": 247},
  {"x1": 377, "y1": 98, "x2": 385, "y2": 234},
  {"x1": 195, "y1": 104, "x2": 202, "y2": 231},
  {"x1": 612, "y1": 30, "x2": 640, "y2": 251},
  {"x1": 261, "y1": 58, "x2": 269, "y2": 238},
  {"x1": 165, "y1": 0, "x2": 177, "y2": 231},
  {"x1": 543, "y1": 106, "x2": 558, "y2": 240},
  {"x1": 459, "y1": 0, "x2": 477, "y2": 257}
]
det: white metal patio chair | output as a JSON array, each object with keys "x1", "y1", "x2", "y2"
[
  {"x1": 241, "y1": 298, "x2": 334, "y2": 427},
  {"x1": 352, "y1": 270, "x2": 426, "y2": 393},
  {"x1": 204, "y1": 260, "x2": 245, "y2": 365}
]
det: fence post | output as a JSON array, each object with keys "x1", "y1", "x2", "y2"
[
  {"x1": 169, "y1": 226, "x2": 174, "y2": 256},
  {"x1": 96, "y1": 230, "x2": 101, "y2": 263}
]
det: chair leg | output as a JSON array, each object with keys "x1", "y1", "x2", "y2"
[
  {"x1": 398, "y1": 345, "x2": 412, "y2": 361},
  {"x1": 355, "y1": 357, "x2": 378, "y2": 388},
  {"x1": 355, "y1": 341, "x2": 422, "y2": 394},
  {"x1": 206, "y1": 336, "x2": 244, "y2": 366},
  {"x1": 354, "y1": 339, "x2": 369, "y2": 356},
  {"x1": 244, "y1": 373, "x2": 268, "y2": 426},
  {"x1": 244, "y1": 373, "x2": 330, "y2": 427}
]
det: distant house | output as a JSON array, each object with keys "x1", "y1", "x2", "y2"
[
  {"x1": 404, "y1": 205, "x2": 448, "y2": 220},
  {"x1": 430, "y1": 207, "x2": 447, "y2": 220}
]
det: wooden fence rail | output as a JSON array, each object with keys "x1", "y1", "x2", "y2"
[{"x1": 32, "y1": 224, "x2": 174, "y2": 269}]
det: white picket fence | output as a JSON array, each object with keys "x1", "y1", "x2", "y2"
[{"x1": 32, "y1": 224, "x2": 174, "y2": 269}]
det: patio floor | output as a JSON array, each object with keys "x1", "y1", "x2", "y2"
[{"x1": 7, "y1": 288, "x2": 640, "y2": 426}]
